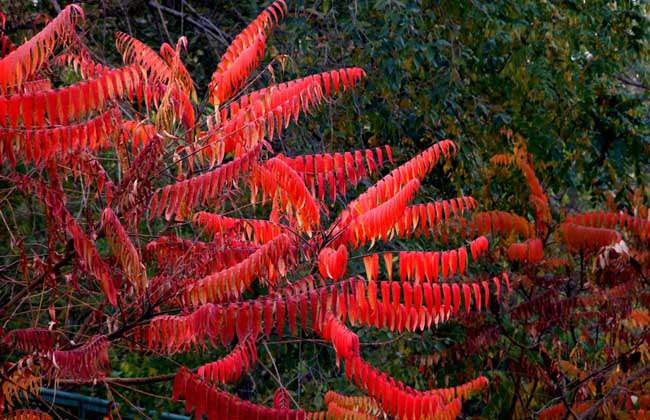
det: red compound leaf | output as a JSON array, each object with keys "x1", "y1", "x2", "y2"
[
  {"x1": 101, "y1": 207, "x2": 148, "y2": 292},
  {"x1": 133, "y1": 278, "x2": 360, "y2": 353},
  {"x1": 134, "y1": 305, "x2": 217, "y2": 354},
  {"x1": 278, "y1": 146, "x2": 392, "y2": 203},
  {"x1": 343, "y1": 178, "x2": 421, "y2": 248},
  {"x1": 273, "y1": 387, "x2": 291, "y2": 410},
  {"x1": 172, "y1": 367, "x2": 316, "y2": 419},
  {"x1": 120, "y1": 119, "x2": 158, "y2": 153},
  {"x1": 516, "y1": 159, "x2": 550, "y2": 232},
  {"x1": 202, "y1": 67, "x2": 366, "y2": 160},
  {"x1": 208, "y1": 0, "x2": 287, "y2": 105},
  {"x1": 194, "y1": 211, "x2": 288, "y2": 245},
  {"x1": 116, "y1": 32, "x2": 171, "y2": 84},
  {"x1": 507, "y1": 238, "x2": 544, "y2": 263},
  {"x1": 319, "y1": 313, "x2": 360, "y2": 365},
  {"x1": 144, "y1": 236, "x2": 258, "y2": 277},
  {"x1": 150, "y1": 143, "x2": 261, "y2": 221},
  {"x1": 565, "y1": 210, "x2": 649, "y2": 242},
  {"x1": 336, "y1": 140, "x2": 457, "y2": 230},
  {"x1": 111, "y1": 131, "x2": 165, "y2": 215},
  {"x1": 0, "y1": 5, "x2": 84, "y2": 94},
  {"x1": 560, "y1": 222, "x2": 621, "y2": 252},
  {"x1": 197, "y1": 335, "x2": 258, "y2": 384},
  {"x1": 144, "y1": 235, "x2": 196, "y2": 263},
  {"x1": 363, "y1": 253, "x2": 379, "y2": 282},
  {"x1": 510, "y1": 289, "x2": 560, "y2": 321},
  {"x1": 65, "y1": 213, "x2": 118, "y2": 306},
  {"x1": 467, "y1": 211, "x2": 535, "y2": 239},
  {"x1": 251, "y1": 157, "x2": 321, "y2": 233},
  {"x1": 0, "y1": 65, "x2": 142, "y2": 129},
  {"x1": 0, "y1": 107, "x2": 122, "y2": 167},
  {"x1": 324, "y1": 391, "x2": 384, "y2": 417},
  {"x1": 346, "y1": 276, "x2": 509, "y2": 332},
  {"x1": 490, "y1": 153, "x2": 515, "y2": 167},
  {"x1": 318, "y1": 316, "x2": 486, "y2": 420},
  {"x1": 183, "y1": 233, "x2": 296, "y2": 305},
  {"x1": 1, "y1": 327, "x2": 56, "y2": 353},
  {"x1": 116, "y1": 32, "x2": 196, "y2": 100},
  {"x1": 143, "y1": 82, "x2": 195, "y2": 133},
  {"x1": 392, "y1": 196, "x2": 478, "y2": 240},
  {"x1": 392, "y1": 235, "x2": 489, "y2": 282},
  {"x1": 318, "y1": 245, "x2": 349, "y2": 281},
  {"x1": 158, "y1": 37, "x2": 196, "y2": 101},
  {"x1": 326, "y1": 402, "x2": 376, "y2": 420},
  {"x1": 49, "y1": 335, "x2": 110, "y2": 380}
]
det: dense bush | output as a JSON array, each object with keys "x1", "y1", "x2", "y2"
[{"x1": 0, "y1": 1, "x2": 648, "y2": 419}]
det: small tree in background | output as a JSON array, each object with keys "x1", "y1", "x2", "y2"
[{"x1": 0, "y1": 2, "x2": 647, "y2": 419}]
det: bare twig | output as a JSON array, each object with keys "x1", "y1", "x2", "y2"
[
  {"x1": 148, "y1": 0, "x2": 229, "y2": 47},
  {"x1": 149, "y1": 0, "x2": 172, "y2": 44},
  {"x1": 55, "y1": 372, "x2": 176, "y2": 385}
]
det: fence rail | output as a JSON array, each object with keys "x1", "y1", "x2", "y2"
[{"x1": 39, "y1": 387, "x2": 189, "y2": 419}]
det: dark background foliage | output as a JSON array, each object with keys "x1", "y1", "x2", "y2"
[{"x1": 3, "y1": 0, "x2": 648, "y2": 417}]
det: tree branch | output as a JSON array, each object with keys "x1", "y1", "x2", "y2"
[
  {"x1": 54, "y1": 372, "x2": 176, "y2": 385},
  {"x1": 577, "y1": 365, "x2": 650, "y2": 419},
  {"x1": 147, "y1": 0, "x2": 230, "y2": 47}
]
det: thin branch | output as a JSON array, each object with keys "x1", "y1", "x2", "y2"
[
  {"x1": 148, "y1": 0, "x2": 229, "y2": 47},
  {"x1": 615, "y1": 74, "x2": 650, "y2": 91},
  {"x1": 54, "y1": 373, "x2": 176, "y2": 385}
]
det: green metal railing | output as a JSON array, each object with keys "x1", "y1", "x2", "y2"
[{"x1": 39, "y1": 388, "x2": 189, "y2": 419}]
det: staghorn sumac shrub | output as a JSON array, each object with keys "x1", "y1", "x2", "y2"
[{"x1": 0, "y1": 3, "x2": 647, "y2": 419}]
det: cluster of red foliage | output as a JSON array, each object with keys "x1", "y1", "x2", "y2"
[{"x1": 0, "y1": 2, "x2": 647, "y2": 419}]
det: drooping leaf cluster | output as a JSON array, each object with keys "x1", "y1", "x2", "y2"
[{"x1": 0, "y1": 2, "x2": 647, "y2": 419}]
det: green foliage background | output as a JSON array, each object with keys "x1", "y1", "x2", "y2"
[{"x1": 3, "y1": 0, "x2": 648, "y2": 417}]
